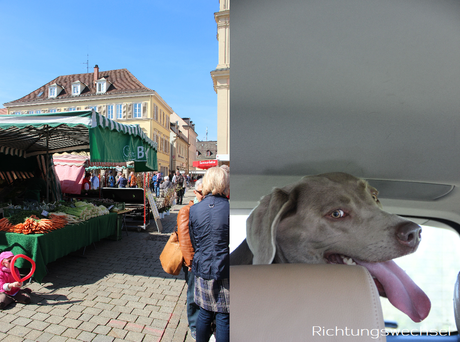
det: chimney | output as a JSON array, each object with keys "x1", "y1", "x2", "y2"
[{"x1": 93, "y1": 65, "x2": 99, "y2": 84}]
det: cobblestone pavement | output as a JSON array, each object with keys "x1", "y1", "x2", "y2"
[{"x1": 0, "y1": 188, "x2": 197, "y2": 342}]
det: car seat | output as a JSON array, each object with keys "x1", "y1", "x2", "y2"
[{"x1": 230, "y1": 263, "x2": 386, "y2": 341}]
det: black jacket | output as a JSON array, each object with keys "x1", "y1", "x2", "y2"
[{"x1": 189, "y1": 194, "x2": 229, "y2": 280}]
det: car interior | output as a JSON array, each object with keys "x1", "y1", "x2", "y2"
[{"x1": 230, "y1": 0, "x2": 460, "y2": 340}]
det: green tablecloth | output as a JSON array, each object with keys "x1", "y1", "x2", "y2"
[{"x1": 0, "y1": 213, "x2": 118, "y2": 283}]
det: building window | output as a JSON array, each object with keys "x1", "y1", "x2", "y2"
[
  {"x1": 116, "y1": 104, "x2": 123, "y2": 119},
  {"x1": 107, "y1": 105, "x2": 114, "y2": 119},
  {"x1": 133, "y1": 103, "x2": 142, "y2": 118},
  {"x1": 96, "y1": 80, "x2": 107, "y2": 94},
  {"x1": 68, "y1": 107, "x2": 76, "y2": 111},
  {"x1": 72, "y1": 84, "x2": 80, "y2": 96},
  {"x1": 35, "y1": 110, "x2": 41, "y2": 114},
  {"x1": 49, "y1": 109, "x2": 57, "y2": 113},
  {"x1": 49, "y1": 86, "x2": 57, "y2": 98},
  {"x1": 154, "y1": 105, "x2": 158, "y2": 121}
]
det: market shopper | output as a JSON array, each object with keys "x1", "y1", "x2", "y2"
[
  {"x1": 155, "y1": 172, "x2": 162, "y2": 197},
  {"x1": 177, "y1": 178, "x2": 204, "y2": 339},
  {"x1": 189, "y1": 167, "x2": 229, "y2": 342},
  {"x1": 174, "y1": 171, "x2": 185, "y2": 205},
  {"x1": 129, "y1": 172, "x2": 137, "y2": 188},
  {"x1": 116, "y1": 172, "x2": 127, "y2": 188},
  {"x1": 81, "y1": 173, "x2": 91, "y2": 192},
  {"x1": 107, "y1": 171, "x2": 115, "y2": 187},
  {"x1": 91, "y1": 173, "x2": 99, "y2": 190},
  {"x1": 0, "y1": 252, "x2": 32, "y2": 310}
]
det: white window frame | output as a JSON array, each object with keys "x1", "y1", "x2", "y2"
[
  {"x1": 72, "y1": 83, "x2": 80, "y2": 96},
  {"x1": 68, "y1": 107, "x2": 77, "y2": 111},
  {"x1": 116, "y1": 104, "x2": 123, "y2": 119},
  {"x1": 49, "y1": 86, "x2": 57, "y2": 98},
  {"x1": 133, "y1": 103, "x2": 142, "y2": 118},
  {"x1": 89, "y1": 106, "x2": 97, "y2": 111},
  {"x1": 49, "y1": 109, "x2": 57, "y2": 113},
  {"x1": 107, "y1": 105, "x2": 114, "y2": 119},
  {"x1": 96, "y1": 80, "x2": 106, "y2": 94}
]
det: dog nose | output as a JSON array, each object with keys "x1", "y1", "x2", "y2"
[{"x1": 396, "y1": 222, "x2": 422, "y2": 248}]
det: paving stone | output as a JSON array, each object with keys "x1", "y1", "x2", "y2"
[
  {"x1": 61, "y1": 328, "x2": 81, "y2": 339},
  {"x1": 76, "y1": 330, "x2": 96, "y2": 341},
  {"x1": 108, "y1": 328, "x2": 128, "y2": 339},
  {"x1": 26, "y1": 319, "x2": 51, "y2": 331}
]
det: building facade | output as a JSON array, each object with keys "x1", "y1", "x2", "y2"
[
  {"x1": 170, "y1": 113, "x2": 198, "y2": 173},
  {"x1": 3, "y1": 65, "x2": 172, "y2": 175},
  {"x1": 169, "y1": 121, "x2": 190, "y2": 175},
  {"x1": 211, "y1": 0, "x2": 230, "y2": 165}
]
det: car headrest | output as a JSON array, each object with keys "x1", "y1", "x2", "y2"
[{"x1": 230, "y1": 263, "x2": 386, "y2": 342}]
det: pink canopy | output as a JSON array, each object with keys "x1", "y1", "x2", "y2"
[{"x1": 53, "y1": 154, "x2": 88, "y2": 194}]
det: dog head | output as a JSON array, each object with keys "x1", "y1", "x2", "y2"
[{"x1": 246, "y1": 172, "x2": 431, "y2": 322}]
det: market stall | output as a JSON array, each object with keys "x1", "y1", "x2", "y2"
[
  {"x1": 0, "y1": 110, "x2": 158, "y2": 281},
  {"x1": 0, "y1": 213, "x2": 118, "y2": 282}
]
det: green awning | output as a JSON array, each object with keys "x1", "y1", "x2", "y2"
[{"x1": 0, "y1": 110, "x2": 157, "y2": 170}]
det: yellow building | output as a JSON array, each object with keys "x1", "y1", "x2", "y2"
[
  {"x1": 3, "y1": 65, "x2": 172, "y2": 175},
  {"x1": 211, "y1": 0, "x2": 230, "y2": 165}
]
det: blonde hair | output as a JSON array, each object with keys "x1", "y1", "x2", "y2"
[{"x1": 202, "y1": 167, "x2": 229, "y2": 197}]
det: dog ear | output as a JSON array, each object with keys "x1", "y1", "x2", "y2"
[{"x1": 247, "y1": 187, "x2": 298, "y2": 264}]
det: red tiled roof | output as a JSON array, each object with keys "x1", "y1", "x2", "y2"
[
  {"x1": 6, "y1": 68, "x2": 154, "y2": 105},
  {"x1": 0, "y1": 108, "x2": 7, "y2": 115}
]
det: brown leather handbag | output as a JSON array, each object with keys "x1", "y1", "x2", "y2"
[{"x1": 159, "y1": 230, "x2": 183, "y2": 275}]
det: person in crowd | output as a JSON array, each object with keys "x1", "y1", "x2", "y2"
[
  {"x1": 155, "y1": 172, "x2": 162, "y2": 197},
  {"x1": 189, "y1": 167, "x2": 229, "y2": 342},
  {"x1": 160, "y1": 176, "x2": 172, "y2": 193},
  {"x1": 177, "y1": 178, "x2": 204, "y2": 339},
  {"x1": 91, "y1": 173, "x2": 100, "y2": 190},
  {"x1": 107, "y1": 171, "x2": 115, "y2": 187},
  {"x1": 150, "y1": 172, "x2": 156, "y2": 193},
  {"x1": 116, "y1": 172, "x2": 127, "y2": 188},
  {"x1": 174, "y1": 170, "x2": 185, "y2": 205},
  {"x1": 0, "y1": 251, "x2": 32, "y2": 310},
  {"x1": 129, "y1": 172, "x2": 137, "y2": 188},
  {"x1": 81, "y1": 172, "x2": 91, "y2": 193}
]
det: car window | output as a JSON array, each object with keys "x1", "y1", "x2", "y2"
[{"x1": 381, "y1": 224, "x2": 460, "y2": 335}]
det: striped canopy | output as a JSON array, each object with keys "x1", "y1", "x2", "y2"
[{"x1": 0, "y1": 110, "x2": 157, "y2": 159}]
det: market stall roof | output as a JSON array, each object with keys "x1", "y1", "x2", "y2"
[{"x1": 0, "y1": 110, "x2": 155, "y2": 155}]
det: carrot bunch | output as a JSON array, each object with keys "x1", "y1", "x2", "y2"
[{"x1": 0, "y1": 214, "x2": 68, "y2": 234}]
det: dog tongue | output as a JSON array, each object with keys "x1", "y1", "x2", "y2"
[{"x1": 356, "y1": 259, "x2": 431, "y2": 322}]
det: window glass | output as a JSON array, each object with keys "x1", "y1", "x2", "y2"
[
  {"x1": 133, "y1": 103, "x2": 142, "y2": 118},
  {"x1": 116, "y1": 104, "x2": 123, "y2": 119},
  {"x1": 381, "y1": 225, "x2": 460, "y2": 335},
  {"x1": 107, "y1": 105, "x2": 114, "y2": 119}
]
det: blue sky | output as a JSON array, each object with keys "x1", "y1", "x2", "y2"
[{"x1": 0, "y1": 1, "x2": 219, "y2": 141}]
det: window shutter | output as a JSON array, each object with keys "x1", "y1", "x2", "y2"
[
  {"x1": 142, "y1": 102, "x2": 148, "y2": 118},
  {"x1": 127, "y1": 103, "x2": 133, "y2": 119},
  {"x1": 122, "y1": 104, "x2": 127, "y2": 119}
]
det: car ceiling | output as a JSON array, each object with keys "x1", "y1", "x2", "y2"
[{"x1": 230, "y1": 0, "x2": 460, "y2": 227}]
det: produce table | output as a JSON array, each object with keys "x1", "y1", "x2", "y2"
[{"x1": 0, "y1": 213, "x2": 118, "y2": 283}]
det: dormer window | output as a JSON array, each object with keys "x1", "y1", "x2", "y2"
[
  {"x1": 49, "y1": 86, "x2": 57, "y2": 98},
  {"x1": 72, "y1": 82, "x2": 80, "y2": 96},
  {"x1": 96, "y1": 79, "x2": 107, "y2": 94},
  {"x1": 48, "y1": 83, "x2": 63, "y2": 98}
]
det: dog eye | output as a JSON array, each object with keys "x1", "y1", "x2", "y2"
[
  {"x1": 330, "y1": 210, "x2": 346, "y2": 219},
  {"x1": 372, "y1": 194, "x2": 379, "y2": 202}
]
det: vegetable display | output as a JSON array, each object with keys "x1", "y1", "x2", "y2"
[{"x1": 0, "y1": 201, "x2": 112, "y2": 235}]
